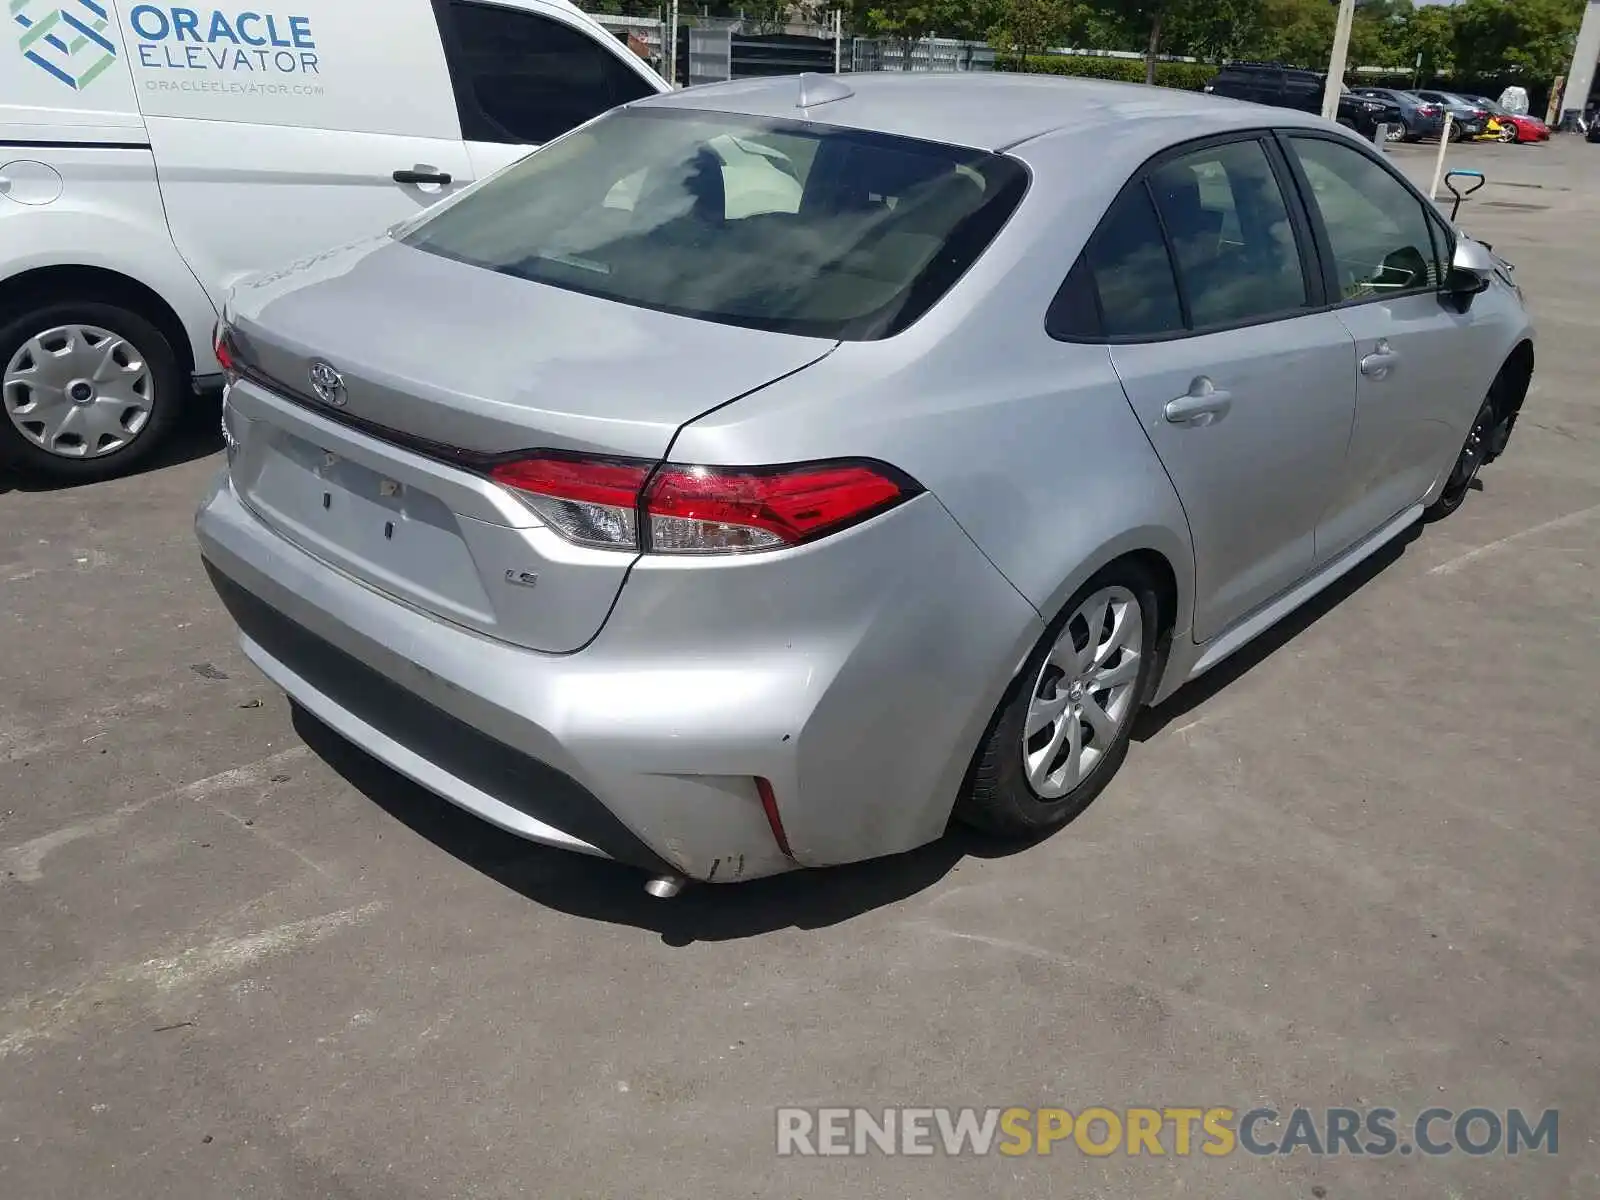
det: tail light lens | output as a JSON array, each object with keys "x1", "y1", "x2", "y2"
[
  {"x1": 489, "y1": 455, "x2": 649, "y2": 550},
  {"x1": 488, "y1": 453, "x2": 920, "y2": 555},
  {"x1": 213, "y1": 321, "x2": 238, "y2": 381}
]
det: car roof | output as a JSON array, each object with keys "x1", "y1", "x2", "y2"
[{"x1": 636, "y1": 72, "x2": 1337, "y2": 153}]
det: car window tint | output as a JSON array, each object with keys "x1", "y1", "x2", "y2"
[
  {"x1": 1289, "y1": 136, "x2": 1441, "y2": 300},
  {"x1": 1080, "y1": 184, "x2": 1184, "y2": 338},
  {"x1": 441, "y1": 0, "x2": 655, "y2": 145},
  {"x1": 1147, "y1": 140, "x2": 1309, "y2": 328}
]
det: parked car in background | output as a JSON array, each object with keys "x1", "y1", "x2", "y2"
[
  {"x1": 1205, "y1": 63, "x2": 1401, "y2": 138},
  {"x1": 1349, "y1": 87, "x2": 1446, "y2": 142},
  {"x1": 1, "y1": 0, "x2": 669, "y2": 483},
  {"x1": 1468, "y1": 97, "x2": 1551, "y2": 144},
  {"x1": 1413, "y1": 90, "x2": 1491, "y2": 140},
  {"x1": 198, "y1": 75, "x2": 1535, "y2": 891}
]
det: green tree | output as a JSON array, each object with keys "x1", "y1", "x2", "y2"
[
  {"x1": 1253, "y1": 0, "x2": 1336, "y2": 68},
  {"x1": 1391, "y1": 4, "x2": 1455, "y2": 79},
  {"x1": 1452, "y1": 0, "x2": 1581, "y2": 80},
  {"x1": 988, "y1": 0, "x2": 1072, "y2": 61},
  {"x1": 850, "y1": 0, "x2": 998, "y2": 53},
  {"x1": 1165, "y1": 0, "x2": 1266, "y2": 64}
]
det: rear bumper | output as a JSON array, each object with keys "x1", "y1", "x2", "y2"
[{"x1": 196, "y1": 470, "x2": 1040, "y2": 882}]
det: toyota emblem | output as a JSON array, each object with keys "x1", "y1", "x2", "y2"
[{"x1": 309, "y1": 360, "x2": 347, "y2": 407}]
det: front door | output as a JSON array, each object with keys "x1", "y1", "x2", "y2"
[
  {"x1": 1087, "y1": 137, "x2": 1358, "y2": 643},
  {"x1": 1281, "y1": 134, "x2": 1494, "y2": 561}
]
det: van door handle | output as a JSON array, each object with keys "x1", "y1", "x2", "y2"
[
  {"x1": 1164, "y1": 379, "x2": 1233, "y2": 425},
  {"x1": 393, "y1": 169, "x2": 452, "y2": 185},
  {"x1": 1360, "y1": 340, "x2": 1400, "y2": 379}
]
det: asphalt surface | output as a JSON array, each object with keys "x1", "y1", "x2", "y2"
[{"x1": 2, "y1": 136, "x2": 1597, "y2": 1199}]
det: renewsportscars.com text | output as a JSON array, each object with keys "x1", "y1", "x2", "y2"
[{"x1": 776, "y1": 1106, "x2": 1558, "y2": 1158}]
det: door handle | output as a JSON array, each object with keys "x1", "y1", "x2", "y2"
[
  {"x1": 393, "y1": 168, "x2": 453, "y2": 185},
  {"x1": 1164, "y1": 379, "x2": 1232, "y2": 425},
  {"x1": 1360, "y1": 340, "x2": 1400, "y2": 379}
]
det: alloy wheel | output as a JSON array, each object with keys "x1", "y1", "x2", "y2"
[
  {"x1": 1022, "y1": 585, "x2": 1143, "y2": 799},
  {"x1": 3, "y1": 324, "x2": 156, "y2": 459}
]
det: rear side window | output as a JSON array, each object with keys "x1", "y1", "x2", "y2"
[
  {"x1": 1053, "y1": 185, "x2": 1185, "y2": 339},
  {"x1": 403, "y1": 108, "x2": 1028, "y2": 340},
  {"x1": 1288, "y1": 136, "x2": 1442, "y2": 300},
  {"x1": 435, "y1": 0, "x2": 656, "y2": 145}
]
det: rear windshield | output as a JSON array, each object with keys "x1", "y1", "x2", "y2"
[{"x1": 401, "y1": 107, "x2": 1028, "y2": 340}]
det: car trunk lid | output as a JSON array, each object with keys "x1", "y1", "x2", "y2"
[{"x1": 223, "y1": 238, "x2": 834, "y2": 652}]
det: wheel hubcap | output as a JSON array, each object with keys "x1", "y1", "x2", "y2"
[
  {"x1": 1022, "y1": 585, "x2": 1143, "y2": 800},
  {"x1": 3, "y1": 323, "x2": 155, "y2": 459}
]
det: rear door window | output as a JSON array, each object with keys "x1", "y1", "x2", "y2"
[
  {"x1": 1147, "y1": 139, "x2": 1311, "y2": 329},
  {"x1": 434, "y1": 0, "x2": 657, "y2": 145}
]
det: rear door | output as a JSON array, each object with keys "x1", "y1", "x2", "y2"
[
  {"x1": 1071, "y1": 135, "x2": 1358, "y2": 643},
  {"x1": 1281, "y1": 133, "x2": 1496, "y2": 560},
  {"x1": 429, "y1": 0, "x2": 667, "y2": 180},
  {"x1": 123, "y1": 0, "x2": 477, "y2": 300}
]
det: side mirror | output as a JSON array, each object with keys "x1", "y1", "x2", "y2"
[{"x1": 1441, "y1": 237, "x2": 1494, "y2": 310}]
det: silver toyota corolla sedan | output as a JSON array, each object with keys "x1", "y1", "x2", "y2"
[{"x1": 196, "y1": 73, "x2": 1534, "y2": 891}]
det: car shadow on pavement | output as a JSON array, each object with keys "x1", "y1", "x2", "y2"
[
  {"x1": 0, "y1": 394, "x2": 222, "y2": 493},
  {"x1": 1133, "y1": 520, "x2": 1423, "y2": 741},
  {"x1": 292, "y1": 704, "x2": 1035, "y2": 944}
]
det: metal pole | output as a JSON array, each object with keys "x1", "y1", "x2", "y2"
[
  {"x1": 1429, "y1": 112, "x2": 1454, "y2": 200},
  {"x1": 834, "y1": 9, "x2": 842, "y2": 73},
  {"x1": 1321, "y1": 0, "x2": 1357, "y2": 121},
  {"x1": 667, "y1": 0, "x2": 679, "y2": 87}
]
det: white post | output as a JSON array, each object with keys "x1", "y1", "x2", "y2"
[
  {"x1": 834, "y1": 9, "x2": 842, "y2": 73},
  {"x1": 1321, "y1": 0, "x2": 1357, "y2": 121},
  {"x1": 1429, "y1": 113, "x2": 1454, "y2": 200},
  {"x1": 667, "y1": 0, "x2": 678, "y2": 87}
]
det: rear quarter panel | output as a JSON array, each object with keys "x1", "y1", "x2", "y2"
[{"x1": 670, "y1": 119, "x2": 1200, "y2": 645}]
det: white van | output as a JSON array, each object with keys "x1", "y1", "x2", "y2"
[{"x1": 0, "y1": 0, "x2": 668, "y2": 480}]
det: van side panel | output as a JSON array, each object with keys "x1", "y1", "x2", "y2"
[
  {"x1": 2, "y1": 0, "x2": 141, "y2": 136},
  {"x1": 120, "y1": 0, "x2": 461, "y2": 140},
  {"x1": 0, "y1": 147, "x2": 218, "y2": 371},
  {"x1": 118, "y1": 0, "x2": 476, "y2": 294}
]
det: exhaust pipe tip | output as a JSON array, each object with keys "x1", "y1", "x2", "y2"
[{"x1": 644, "y1": 874, "x2": 685, "y2": 899}]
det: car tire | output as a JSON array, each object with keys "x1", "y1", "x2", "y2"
[
  {"x1": 956, "y1": 561, "x2": 1162, "y2": 838},
  {"x1": 0, "y1": 300, "x2": 184, "y2": 482},
  {"x1": 1425, "y1": 394, "x2": 1499, "y2": 521},
  {"x1": 1448, "y1": 123, "x2": 1466, "y2": 142}
]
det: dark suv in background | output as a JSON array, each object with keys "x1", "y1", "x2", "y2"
[{"x1": 1205, "y1": 62, "x2": 1401, "y2": 138}]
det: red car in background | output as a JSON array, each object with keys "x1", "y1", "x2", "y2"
[{"x1": 1471, "y1": 96, "x2": 1552, "y2": 143}]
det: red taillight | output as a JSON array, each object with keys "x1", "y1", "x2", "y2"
[
  {"x1": 213, "y1": 322, "x2": 237, "y2": 378},
  {"x1": 644, "y1": 462, "x2": 910, "y2": 553},
  {"x1": 487, "y1": 453, "x2": 918, "y2": 554},
  {"x1": 489, "y1": 454, "x2": 650, "y2": 550},
  {"x1": 755, "y1": 777, "x2": 795, "y2": 860}
]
